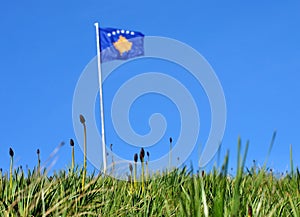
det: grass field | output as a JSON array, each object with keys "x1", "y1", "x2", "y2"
[{"x1": 0, "y1": 137, "x2": 299, "y2": 217}]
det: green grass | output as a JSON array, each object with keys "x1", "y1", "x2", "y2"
[
  {"x1": 0, "y1": 155, "x2": 299, "y2": 216},
  {"x1": 0, "y1": 131, "x2": 299, "y2": 216}
]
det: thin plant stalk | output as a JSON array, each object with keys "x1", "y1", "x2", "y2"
[
  {"x1": 129, "y1": 163, "x2": 133, "y2": 192},
  {"x1": 169, "y1": 137, "x2": 172, "y2": 172},
  {"x1": 9, "y1": 155, "x2": 13, "y2": 192},
  {"x1": 141, "y1": 161, "x2": 144, "y2": 191},
  {"x1": 83, "y1": 121, "x2": 87, "y2": 190},
  {"x1": 9, "y1": 148, "x2": 14, "y2": 193},
  {"x1": 134, "y1": 153, "x2": 138, "y2": 188},
  {"x1": 72, "y1": 147, "x2": 75, "y2": 171},
  {"x1": 146, "y1": 151, "x2": 150, "y2": 181},
  {"x1": 140, "y1": 148, "x2": 145, "y2": 192},
  {"x1": 70, "y1": 139, "x2": 75, "y2": 172},
  {"x1": 134, "y1": 163, "x2": 137, "y2": 188},
  {"x1": 80, "y1": 115, "x2": 87, "y2": 191},
  {"x1": 37, "y1": 149, "x2": 41, "y2": 175},
  {"x1": 145, "y1": 161, "x2": 148, "y2": 182}
]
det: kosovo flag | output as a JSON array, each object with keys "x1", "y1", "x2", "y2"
[{"x1": 99, "y1": 27, "x2": 144, "y2": 62}]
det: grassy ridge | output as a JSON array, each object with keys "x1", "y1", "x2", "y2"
[
  {"x1": 0, "y1": 155, "x2": 299, "y2": 216},
  {"x1": 1, "y1": 130, "x2": 299, "y2": 216}
]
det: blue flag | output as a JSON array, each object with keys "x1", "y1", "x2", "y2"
[{"x1": 99, "y1": 27, "x2": 144, "y2": 62}]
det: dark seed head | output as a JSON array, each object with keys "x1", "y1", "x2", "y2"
[
  {"x1": 248, "y1": 205, "x2": 253, "y2": 217},
  {"x1": 169, "y1": 137, "x2": 173, "y2": 143},
  {"x1": 147, "y1": 151, "x2": 150, "y2": 157},
  {"x1": 110, "y1": 144, "x2": 113, "y2": 151},
  {"x1": 79, "y1": 114, "x2": 85, "y2": 124},
  {"x1": 140, "y1": 148, "x2": 145, "y2": 162},
  {"x1": 37, "y1": 149, "x2": 40, "y2": 155},
  {"x1": 70, "y1": 139, "x2": 74, "y2": 147},
  {"x1": 9, "y1": 148, "x2": 14, "y2": 157},
  {"x1": 129, "y1": 163, "x2": 133, "y2": 172},
  {"x1": 134, "y1": 153, "x2": 138, "y2": 163}
]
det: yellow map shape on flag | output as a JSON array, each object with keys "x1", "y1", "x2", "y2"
[{"x1": 113, "y1": 36, "x2": 133, "y2": 56}]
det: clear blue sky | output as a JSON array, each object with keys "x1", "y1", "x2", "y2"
[{"x1": 1, "y1": 1, "x2": 300, "y2": 175}]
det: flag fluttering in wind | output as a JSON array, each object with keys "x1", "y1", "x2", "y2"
[
  {"x1": 99, "y1": 27, "x2": 144, "y2": 62},
  {"x1": 94, "y1": 23, "x2": 144, "y2": 173}
]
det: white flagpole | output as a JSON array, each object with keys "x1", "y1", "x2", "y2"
[{"x1": 94, "y1": 22, "x2": 107, "y2": 174}]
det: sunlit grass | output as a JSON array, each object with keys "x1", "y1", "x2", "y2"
[{"x1": 0, "y1": 135, "x2": 299, "y2": 216}]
